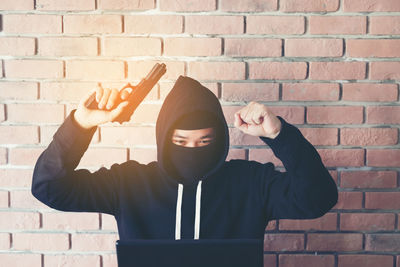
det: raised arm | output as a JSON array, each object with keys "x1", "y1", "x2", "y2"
[{"x1": 234, "y1": 102, "x2": 338, "y2": 220}]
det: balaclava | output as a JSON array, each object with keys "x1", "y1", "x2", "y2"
[{"x1": 165, "y1": 110, "x2": 224, "y2": 185}]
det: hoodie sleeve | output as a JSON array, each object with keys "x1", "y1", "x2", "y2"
[
  {"x1": 31, "y1": 109, "x2": 120, "y2": 215},
  {"x1": 256, "y1": 116, "x2": 338, "y2": 220}
]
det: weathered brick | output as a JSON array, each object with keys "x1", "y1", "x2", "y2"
[
  {"x1": 220, "y1": 0, "x2": 277, "y2": 11},
  {"x1": 365, "y1": 234, "x2": 400, "y2": 252},
  {"x1": 39, "y1": 37, "x2": 98, "y2": 56},
  {"x1": 341, "y1": 171, "x2": 397, "y2": 189},
  {"x1": 281, "y1": 0, "x2": 339, "y2": 12},
  {"x1": 164, "y1": 38, "x2": 222, "y2": 57},
  {"x1": 340, "y1": 213, "x2": 395, "y2": 231},
  {"x1": 366, "y1": 106, "x2": 400, "y2": 124},
  {"x1": 221, "y1": 83, "x2": 279, "y2": 102},
  {"x1": 282, "y1": 83, "x2": 339, "y2": 101},
  {"x1": 319, "y1": 149, "x2": 365, "y2": 167},
  {"x1": 0, "y1": 82, "x2": 38, "y2": 101},
  {"x1": 370, "y1": 16, "x2": 400, "y2": 35},
  {"x1": 344, "y1": 0, "x2": 400, "y2": 12},
  {"x1": 186, "y1": 15, "x2": 244, "y2": 34},
  {"x1": 333, "y1": 192, "x2": 363, "y2": 210},
  {"x1": 5, "y1": 60, "x2": 64, "y2": 79},
  {"x1": 66, "y1": 60, "x2": 124, "y2": 80},
  {"x1": 0, "y1": 0, "x2": 34, "y2": 10},
  {"x1": 342, "y1": 83, "x2": 398, "y2": 102},
  {"x1": 0, "y1": 37, "x2": 35, "y2": 56},
  {"x1": 247, "y1": 16, "x2": 304, "y2": 34},
  {"x1": 71, "y1": 233, "x2": 118, "y2": 251},
  {"x1": 36, "y1": 0, "x2": 95, "y2": 10},
  {"x1": 44, "y1": 255, "x2": 101, "y2": 267},
  {"x1": 309, "y1": 62, "x2": 366, "y2": 80},
  {"x1": 7, "y1": 103, "x2": 64, "y2": 123},
  {"x1": 249, "y1": 62, "x2": 307, "y2": 80},
  {"x1": 103, "y1": 37, "x2": 161, "y2": 56},
  {"x1": 42, "y1": 212, "x2": 99, "y2": 230},
  {"x1": 264, "y1": 234, "x2": 304, "y2": 251},
  {"x1": 2, "y1": 14, "x2": 61, "y2": 34},
  {"x1": 365, "y1": 192, "x2": 400, "y2": 209},
  {"x1": 285, "y1": 38, "x2": 343, "y2": 57},
  {"x1": 279, "y1": 213, "x2": 337, "y2": 231},
  {"x1": 307, "y1": 106, "x2": 363, "y2": 124},
  {"x1": 13, "y1": 233, "x2": 69, "y2": 251},
  {"x1": 188, "y1": 61, "x2": 245, "y2": 80},
  {"x1": 309, "y1": 16, "x2": 366, "y2": 35},
  {"x1": 307, "y1": 233, "x2": 363, "y2": 251},
  {"x1": 98, "y1": 0, "x2": 154, "y2": 10},
  {"x1": 341, "y1": 128, "x2": 398, "y2": 146},
  {"x1": 125, "y1": 15, "x2": 183, "y2": 34},
  {"x1": 347, "y1": 39, "x2": 400, "y2": 58},
  {"x1": 0, "y1": 125, "x2": 39, "y2": 144},
  {"x1": 0, "y1": 212, "x2": 40, "y2": 230},
  {"x1": 64, "y1": 15, "x2": 122, "y2": 34},
  {"x1": 370, "y1": 62, "x2": 400, "y2": 80},
  {"x1": 159, "y1": 0, "x2": 216, "y2": 11},
  {"x1": 280, "y1": 254, "x2": 334, "y2": 267},
  {"x1": 338, "y1": 254, "x2": 393, "y2": 267},
  {"x1": 225, "y1": 38, "x2": 282, "y2": 57}
]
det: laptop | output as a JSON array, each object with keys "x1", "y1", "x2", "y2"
[{"x1": 115, "y1": 238, "x2": 264, "y2": 267}]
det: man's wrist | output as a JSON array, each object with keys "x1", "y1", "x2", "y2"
[{"x1": 73, "y1": 110, "x2": 95, "y2": 130}]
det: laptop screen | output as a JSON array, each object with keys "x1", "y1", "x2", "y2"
[{"x1": 116, "y1": 238, "x2": 264, "y2": 267}]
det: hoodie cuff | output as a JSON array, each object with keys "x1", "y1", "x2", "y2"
[
  {"x1": 53, "y1": 109, "x2": 97, "y2": 151},
  {"x1": 259, "y1": 116, "x2": 292, "y2": 148}
]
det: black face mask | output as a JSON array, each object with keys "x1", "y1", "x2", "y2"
[{"x1": 167, "y1": 139, "x2": 221, "y2": 185}]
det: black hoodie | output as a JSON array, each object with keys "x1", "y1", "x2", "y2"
[{"x1": 31, "y1": 75, "x2": 338, "y2": 241}]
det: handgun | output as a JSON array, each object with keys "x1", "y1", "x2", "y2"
[{"x1": 86, "y1": 63, "x2": 167, "y2": 124}]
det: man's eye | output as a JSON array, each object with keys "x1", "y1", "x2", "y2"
[
  {"x1": 201, "y1": 140, "x2": 211, "y2": 143},
  {"x1": 174, "y1": 140, "x2": 184, "y2": 144}
]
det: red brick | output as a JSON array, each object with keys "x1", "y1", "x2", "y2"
[
  {"x1": 264, "y1": 255, "x2": 277, "y2": 267},
  {"x1": 344, "y1": 0, "x2": 400, "y2": 12},
  {"x1": 103, "y1": 37, "x2": 161, "y2": 56},
  {"x1": 0, "y1": 37, "x2": 35, "y2": 56},
  {"x1": 307, "y1": 106, "x2": 363, "y2": 124},
  {"x1": 0, "y1": 126, "x2": 38, "y2": 144},
  {"x1": 125, "y1": 15, "x2": 183, "y2": 34},
  {"x1": 310, "y1": 62, "x2": 366, "y2": 80},
  {"x1": 341, "y1": 213, "x2": 395, "y2": 231},
  {"x1": 66, "y1": 60, "x2": 124, "y2": 80},
  {"x1": 160, "y1": 0, "x2": 216, "y2": 11},
  {"x1": 8, "y1": 146, "x2": 45, "y2": 166},
  {"x1": 0, "y1": 191, "x2": 8, "y2": 208},
  {"x1": 229, "y1": 128, "x2": 266, "y2": 146},
  {"x1": 343, "y1": 83, "x2": 398, "y2": 102},
  {"x1": 367, "y1": 149, "x2": 400, "y2": 167},
  {"x1": 264, "y1": 234, "x2": 304, "y2": 251},
  {"x1": 0, "y1": 82, "x2": 38, "y2": 101},
  {"x1": 319, "y1": 149, "x2": 365, "y2": 167},
  {"x1": 225, "y1": 38, "x2": 282, "y2": 57},
  {"x1": 7, "y1": 103, "x2": 64, "y2": 123},
  {"x1": 10, "y1": 190, "x2": 50, "y2": 209},
  {"x1": 279, "y1": 213, "x2": 337, "y2": 231},
  {"x1": 366, "y1": 106, "x2": 400, "y2": 124},
  {"x1": 307, "y1": 233, "x2": 363, "y2": 251},
  {"x1": 249, "y1": 62, "x2": 307, "y2": 80},
  {"x1": 188, "y1": 61, "x2": 245, "y2": 80},
  {"x1": 281, "y1": 0, "x2": 339, "y2": 12},
  {"x1": 101, "y1": 214, "x2": 118, "y2": 231},
  {"x1": 280, "y1": 254, "x2": 334, "y2": 267},
  {"x1": 365, "y1": 234, "x2": 400, "y2": 252},
  {"x1": 370, "y1": 62, "x2": 400, "y2": 80},
  {"x1": 309, "y1": 16, "x2": 366, "y2": 35},
  {"x1": 36, "y1": 0, "x2": 95, "y2": 10},
  {"x1": 265, "y1": 220, "x2": 277, "y2": 231},
  {"x1": 0, "y1": 233, "x2": 9, "y2": 249},
  {"x1": 333, "y1": 192, "x2": 363, "y2": 210},
  {"x1": 299, "y1": 128, "x2": 339, "y2": 146},
  {"x1": 45, "y1": 255, "x2": 100, "y2": 267},
  {"x1": 0, "y1": 169, "x2": 32, "y2": 188},
  {"x1": 341, "y1": 128, "x2": 398, "y2": 146},
  {"x1": 286, "y1": 38, "x2": 343, "y2": 57},
  {"x1": 220, "y1": 0, "x2": 277, "y2": 11},
  {"x1": 164, "y1": 38, "x2": 222, "y2": 57},
  {"x1": 0, "y1": 254, "x2": 41, "y2": 266},
  {"x1": 127, "y1": 61, "x2": 184, "y2": 81},
  {"x1": 186, "y1": 15, "x2": 243, "y2": 34},
  {"x1": 0, "y1": 147, "x2": 6, "y2": 164},
  {"x1": 365, "y1": 192, "x2": 400, "y2": 209},
  {"x1": 39, "y1": 37, "x2": 97, "y2": 56},
  {"x1": 5, "y1": 60, "x2": 63, "y2": 79},
  {"x1": 222, "y1": 83, "x2": 279, "y2": 102},
  {"x1": 0, "y1": 212, "x2": 40, "y2": 230},
  {"x1": 42, "y1": 212, "x2": 99, "y2": 230},
  {"x1": 98, "y1": 0, "x2": 154, "y2": 10},
  {"x1": 40, "y1": 82, "x2": 96, "y2": 102},
  {"x1": 13, "y1": 233, "x2": 69, "y2": 251},
  {"x1": 370, "y1": 16, "x2": 400, "y2": 35},
  {"x1": 130, "y1": 148, "x2": 157, "y2": 164},
  {"x1": 0, "y1": 0, "x2": 33, "y2": 10},
  {"x1": 79, "y1": 148, "x2": 127, "y2": 168},
  {"x1": 338, "y1": 254, "x2": 393, "y2": 267},
  {"x1": 101, "y1": 126, "x2": 155, "y2": 146},
  {"x1": 2, "y1": 14, "x2": 61, "y2": 34},
  {"x1": 160, "y1": 81, "x2": 217, "y2": 100},
  {"x1": 71, "y1": 233, "x2": 118, "y2": 251},
  {"x1": 102, "y1": 254, "x2": 118, "y2": 267},
  {"x1": 247, "y1": 16, "x2": 304, "y2": 34},
  {"x1": 282, "y1": 83, "x2": 339, "y2": 101},
  {"x1": 341, "y1": 171, "x2": 397, "y2": 189},
  {"x1": 347, "y1": 39, "x2": 400, "y2": 58},
  {"x1": 64, "y1": 15, "x2": 122, "y2": 34}
]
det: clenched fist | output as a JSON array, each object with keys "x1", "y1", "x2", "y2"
[{"x1": 234, "y1": 101, "x2": 282, "y2": 139}]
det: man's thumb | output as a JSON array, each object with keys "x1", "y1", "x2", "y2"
[{"x1": 109, "y1": 101, "x2": 130, "y2": 121}]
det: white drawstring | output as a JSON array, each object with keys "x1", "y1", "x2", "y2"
[
  {"x1": 175, "y1": 180, "x2": 203, "y2": 240},
  {"x1": 194, "y1": 180, "x2": 202, "y2": 240},
  {"x1": 175, "y1": 183, "x2": 183, "y2": 240}
]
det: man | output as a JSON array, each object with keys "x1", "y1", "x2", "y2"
[{"x1": 32, "y1": 75, "x2": 338, "y2": 241}]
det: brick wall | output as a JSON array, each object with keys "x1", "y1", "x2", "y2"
[{"x1": 0, "y1": 0, "x2": 399, "y2": 266}]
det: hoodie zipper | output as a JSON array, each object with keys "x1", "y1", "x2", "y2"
[{"x1": 175, "y1": 180, "x2": 202, "y2": 240}]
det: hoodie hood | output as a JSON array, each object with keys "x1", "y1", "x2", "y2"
[{"x1": 156, "y1": 75, "x2": 229, "y2": 185}]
